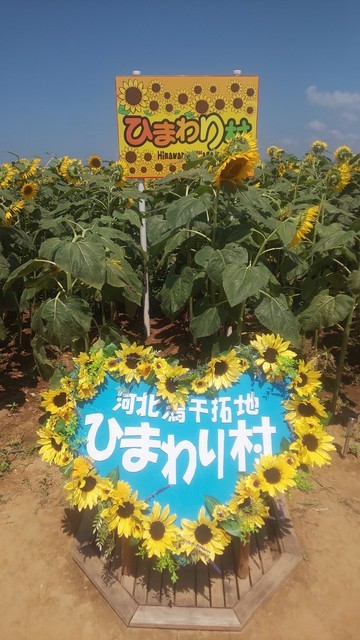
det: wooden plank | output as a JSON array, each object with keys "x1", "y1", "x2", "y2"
[
  {"x1": 233, "y1": 539, "x2": 252, "y2": 599},
  {"x1": 72, "y1": 545, "x2": 138, "y2": 626},
  {"x1": 195, "y1": 560, "x2": 210, "y2": 607},
  {"x1": 208, "y1": 556, "x2": 224, "y2": 608},
  {"x1": 146, "y1": 559, "x2": 162, "y2": 605},
  {"x1": 275, "y1": 497, "x2": 302, "y2": 558},
  {"x1": 265, "y1": 503, "x2": 282, "y2": 560},
  {"x1": 256, "y1": 527, "x2": 274, "y2": 575},
  {"x1": 160, "y1": 570, "x2": 175, "y2": 607},
  {"x1": 234, "y1": 552, "x2": 302, "y2": 629},
  {"x1": 75, "y1": 510, "x2": 94, "y2": 546},
  {"x1": 174, "y1": 564, "x2": 196, "y2": 607},
  {"x1": 131, "y1": 605, "x2": 241, "y2": 630},
  {"x1": 222, "y1": 541, "x2": 239, "y2": 608},
  {"x1": 248, "y1": 533, "x2": 263, "y2": 586},
  {"x1": 133, "y1": 556, "x2": 150, "y2": 605}
]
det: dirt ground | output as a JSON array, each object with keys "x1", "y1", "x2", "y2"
[{"x1": 0, "y1": 330, "x2": 360, "y2": 640}]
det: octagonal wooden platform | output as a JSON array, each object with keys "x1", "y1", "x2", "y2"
[{"x1": 72, "y1": 497, "x2": 302, "y2": 631}]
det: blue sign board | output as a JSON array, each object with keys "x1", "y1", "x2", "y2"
[{"x1": 76, "y1": 373, "x2": 291, "y2": 523}]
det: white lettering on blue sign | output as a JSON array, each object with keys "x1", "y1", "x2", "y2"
[{"x1": 84, "y1": 413, "x2": 276, "y2": 483}]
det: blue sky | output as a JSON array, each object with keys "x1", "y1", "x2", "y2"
[{"x1": 1, "y1": 0, "x2": 359, "y2": 163}]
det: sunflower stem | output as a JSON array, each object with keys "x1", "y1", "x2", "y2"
[{"x1": 330, "y1": 298, "x2": 356, "y2": 416}]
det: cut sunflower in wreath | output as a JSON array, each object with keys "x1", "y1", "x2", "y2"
[
  {"x1": 290, "y1": 359, "x2": 322, "y2": 397},
  {"x1": 227, "y1": 494, "x2": 270, "y2": 531},
  {"x1": 254, "y1": 454, "x2": 297, "y2": 497},
  {"x1": 40, "y1": 387, "x2": 76, "y2": 422},
  {"x1": 115, "y1": 342, "x2": 154, "y2": 383},
  {"x1": 205, "y1": 350, "x2": 248, "y2": 390},
  {"x1": 180, "y1": 506, "x2": 230, "y2": 563},
  {"x1": 283, "y1": 393, "x2": 327, "y2": 429},
  {"x1": 65, "y1": 461, "x2": 113, "y2": 510},
  {"x1": 101, "y1": 480, "x2": 148, "y2": 539},
  {"x1": 212, "y1": 133, "x2": 260, "y2": 187},
  {"x1": 289, "y1": 425, "x2": 335, "y2": 467},
  {"x1": 37, "y1": 426, "x2": 73, "y2": 466},
  {"x1": 141, "y1": 502, "x2": 179, "y2": 558},
  {"x1": 250, "y1": 333, "x2": 296, "y2": 378},
  {"x1": 155, "y1": 364, "x2": 190, "y2": 410}
]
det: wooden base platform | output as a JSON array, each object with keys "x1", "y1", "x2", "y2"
[{"x1": 72, "y1": 497, "x2": 302, "y2": 630}]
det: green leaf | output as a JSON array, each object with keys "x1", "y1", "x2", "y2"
[
  {"x1": 280, "y1": 437, "x2": 291, "y2": 453},
  {"x1": 204, "y1": 495, "x2": 221, "y2": 517},
  {"x1": 276, "y1": 219, "x2": 297, "y2": 246},
  {"x1": 32, "y1": 296, "x2": 92, "y2": 349},
  {"x1": 0, "y1": 254, "x2": 9, "y2": 281},
  {"x1": 55, "y1": 238, "x2": 106, "y2": 289},
  {"x1": 220, "y1": 519, "x2": 243, "y2": 537},
  {"x1": 160, "y1": 266, "x2": 194, "y2": 318},
  {"x1": 31, "y1": 335, "x2": 55, "y2": 380},
  {"x1": 190, "y1": 303, "x2": 222, "y2": 339},
  {"x1": 107, "y1": 467, "x2": 120, "y2": 486},
  {"x1": 255, "y1": 294, "x2": 301, "y2": 347},
  {"x1": 3, "y1": 259, "x2": 50, "y2": 292},
  {"x1": 194, "y1": 246, "x2": 214, "y2": 268},
  {"x1": 165, "y1": 193, "x2": 211, "y2": 229},
  {"x1": 348, "y1": 270, "x2": 360, "y2": 297},
  {"x1": 206, "y1": 247, "x2": 248, "y2": 286},
  {"x1": 222, "y1": 264, "x2": 269, "y2": 307},
  {"x1": 311, "y1": 223, "x2": 356, "y2": 255},
  {"x1": 298, "y1": 291, "x2": 355, "y2": 331}
]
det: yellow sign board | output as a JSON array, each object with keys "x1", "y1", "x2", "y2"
[{"x1": 115, "y1": 75, "x2": 259, "y2": 178}]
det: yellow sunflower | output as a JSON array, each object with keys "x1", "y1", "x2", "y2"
[
  {"x1": 117, "y1": 78, "x2": 149, "y2": 114},
  {"x1": 289, "y1": 425, "x2": 335, "y2": 467},
  {"x1": 87, "y1": 154, "x2": 102, "y2": 171},
  {"x1": 227, "y1": 495, "x2": 269, "y2": 531},
  {"x1": 290, "y1": 205, "x2": 319, "y2": 247},
  {"x1": 4, "y1": 199, "x2": 25, "y2": 219},
  {"x1": 59, "y1": 156, "x2": 83, "y2": 185},
  {"x1": 101, "y1": 480, "x2": 148, "y2": 539},
  {"x1": 37, "y1": 426, "x2": 73, "y2": 466},
  {"x1": 328, "y1": 163, "x2": 352, "y2": 192},
  {"x1": 205, "y1": 350, "x2": 248, "y2": 390},
  {"x1": 334, "y1": 145, "x2": 353, "y2": 163},
  {"x1": 212, "y1": 134, "x2": 260, "y2": 187},
  {"x1": 266, "y1": 145, "x2": 279, "y2": 158},
  {"x1": 180, "y1": 506, "x2": 230, "y2": 563},
  {"x1": 17, "y1": 157, "x2": 41, "y2": 180},
  {"x1": 290, "y1": 359, "x2": 322, "y2": 397},
  {"x1": 115, "y1": 342, "x2": 154, "y2": 383},
  {"x1": 191, "y1": 376, "x2": 211, "y2": 394},
  {"x1": 152, "y1": 357, "x2": 172, "y2": 377},
  {"x1": 232, "y1": 474, "x2": 262, "y2": 501},
  {"x1": 21, "y1": 182, "x2": 38, "y2": 200},
  {"x1": 0, "y1": 163, "x2": 15, "y2": 188},
  {"x1": 283, "y1": 393, "x2": 327, "y2": 429},
  {"x1": 109, "y1": 159, "x2": 128, "y2": 187},
  {"x1": 250, "y1": 333, "x2": 296, "y2": 376},
  {"x1": 278, "y1": 162, "x2": 286, "y2": 176},
  {"x1": 76, "y1": 374, "x2": 98, "y2": 400},
  {"x1": 311, "y1": 140, "x2": 327, "y2": 154},
  {"x1": 65, "y1": 468, "x2": 112, "y2": 511},
  {"x1": 254, "y1": 454, "x2": 297, "y2": 497},
  {"x1": 155, "y1": 364, "x2": 190, "y2": 410},
  {"x1": 141, "y1": 502, "x2": 179, "y2": 558},
  {"x1": 40, "y1": 388, "x2": 76, "y2": 422}
]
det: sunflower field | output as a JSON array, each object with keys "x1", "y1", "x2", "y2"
[{"x1": 1, "y1": 138, "x2": 359, "y2": 410}]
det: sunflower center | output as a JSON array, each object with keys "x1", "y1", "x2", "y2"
[
  {"x1": 149, "y1": 521, "x2": 166, "y2": 541},
  {"x1": 298, "y1": 373, "x2": 308, "y2": 387},
  {"x1": 263, "y1": 347, "x2": 278, "y2": 363},
  {"x1": 91, "y1": 157, "x2": 101, "y2": 168},
  {"x1": 125, "y1": 87, "x2": 142, "y2": 105},
  {"x1": 117, "y1": 501, "x2": 135, "y2": 518},
  {"x1": 298, "y1": 402, "x2": 316, "y2": 417},
  {"x1": 225, "y1": 157, "x2": 247, "y2": 179},
  {"x1": 165, "y1": 378, "x2": 177, "y2": 393},
  {"x1": 214, "y1": 360, "x2": 228, "y2": 376},
  {"x1": 195, "y1": 524, "x2": 213, "y2": 545},
  {"x1": 82, "y1": 476, "x2": 97, "y2": 492},
  {"x1": 126, "y1": 354, "x2": 140, "y2": 369},
  {"x1": 23, "y1": 185, "x2": 33, "y2": 195},
  {"x1": 302, "y1": 433, "x2": 319, "y2": 452},
  {"x1": 241, "y1": 497, "x2": 252, "y2": 509},
  {"x1": 263, "y1": 467, "x2": 281, "y2": 484},
  {"x1": 50, "y1": 437, "x2": 62, "y2": 452},
  {"x1": 54, "y1": 392, "x2": 68, "y2": 407}
]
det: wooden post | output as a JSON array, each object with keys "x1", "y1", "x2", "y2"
[
  {"x1": 236, "y1": 535, "x2": 250, "y2": 579},
  {"x1": 121, "y1": 536, "x2": 134, "y2": 576}
]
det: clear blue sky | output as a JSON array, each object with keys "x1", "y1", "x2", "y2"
[{"x1": 1, "y1": 0, "x2": 359, "y2": 163}]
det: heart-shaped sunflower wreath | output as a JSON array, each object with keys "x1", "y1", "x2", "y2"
[{"x1": 38, "y1": 333, "x2": 334, "y2": 575}]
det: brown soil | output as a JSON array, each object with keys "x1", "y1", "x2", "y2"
[{"x1": 0, "y1": 327, "x2": 359, "y2": 640}]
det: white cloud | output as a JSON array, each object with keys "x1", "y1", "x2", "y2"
[
  {"x1": 327, "y1": 129, "x2": 360, "y2": 143},
  {"x1": 279, "y1": 137, "x2": 299, "y2": 147},
  {"x1": 306, "y1": 85, "x2": 360, "y2": 110},
  {"x1": 342, "y1": 111, "x2": 359, "y2": 125},
  {"x1": 307, "y1": 119, "x2": 327, "y2": 131}
]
